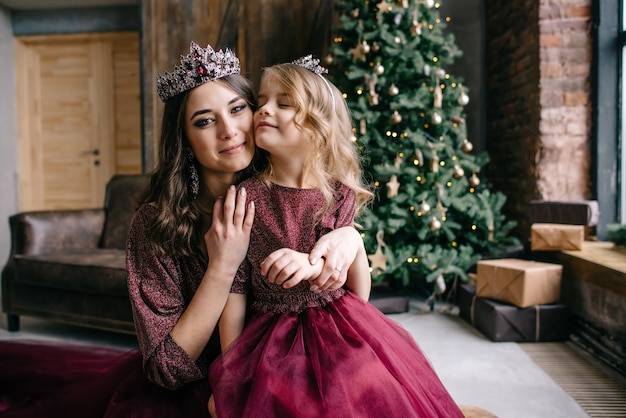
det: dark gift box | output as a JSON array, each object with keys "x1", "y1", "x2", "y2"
[
  {"x1": 457, "y1": 284, "x2": 570, "y2": 342},
  {"x1": 369, "y1": 286, "x2": 410, "y2": 314},
  {"x1": 531, "y1": 200, "x2": 599, "y2": 227}
]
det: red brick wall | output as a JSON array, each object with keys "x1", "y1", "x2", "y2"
[{"x1": 485, "y1": 0, "x2": 592, "y2": 240}]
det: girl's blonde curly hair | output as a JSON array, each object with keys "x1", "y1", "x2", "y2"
[{"x1": 257, "y1": 63, "x2": 373, "y2": 220}]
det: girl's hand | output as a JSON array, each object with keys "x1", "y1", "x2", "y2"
[
  {"x1": 261, "y1": 248, "x2": 323, "y2": 289},
  {"x1": 208, "y1": 394, "x2": 217, "y2": 417},
  {"x1": 308, "y1": 227, "x2": 364, "y2": 291},
  {"x1": 205, "y1": 186, "x2": 255, "y2": 277}
]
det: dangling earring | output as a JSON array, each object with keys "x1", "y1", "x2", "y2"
[{"x1": 187, "y1": 152, "x2": 199, "y2": 199}]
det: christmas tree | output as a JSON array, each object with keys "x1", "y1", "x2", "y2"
[{"x1": 326, "y1": 0, "x2": 519, "y2": 298}]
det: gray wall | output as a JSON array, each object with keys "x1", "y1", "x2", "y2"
[{"x1": 0, "y1": 5, "x2": 18, "y2": 270}]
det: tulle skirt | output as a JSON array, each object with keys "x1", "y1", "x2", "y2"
[
  {"x1": 0, "y1": 340, "x2": 210, "y2": 418},
  {"x1": 209, "y1": 292, "x2": 463, "y2": 418}
]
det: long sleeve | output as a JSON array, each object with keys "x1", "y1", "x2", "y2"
[{"x1": 126, "y1": 204, "x2": 218, "y2": 390}]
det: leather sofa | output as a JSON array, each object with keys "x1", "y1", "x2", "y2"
[{"x1": 1, "y1": 174, "x2": 148, "y2": 334}]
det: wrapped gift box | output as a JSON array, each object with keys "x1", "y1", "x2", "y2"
[
  {"x1": 531, "y1": 223, "x2": 584, "y2": 251},
  {"x1": 476, "y1": 258, "x2": 562, "y2": 307},
  {"x1": 457, "y1": 284, "x2": 570, "y2": 342},
  {"x1": 531, "y1": 200, "x2": 599, "y2": 227}
]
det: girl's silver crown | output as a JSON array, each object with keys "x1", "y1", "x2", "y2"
[
  {"x1": 292, "y1": 55, "x2": 328, "y2": 75},
  {"x1": 156, "y1": 41, "x2": 240, "y2": 102}
]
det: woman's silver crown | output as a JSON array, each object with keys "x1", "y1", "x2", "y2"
[{"x1": 156, "y1": 41, "x2": 240, "y2": 102}]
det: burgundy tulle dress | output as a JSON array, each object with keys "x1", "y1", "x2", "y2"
[
  {"x1": 0, "y1": 204, "x2": 220, "y2": 417},
  {"x1": 209, "y1": 180, "x2": 464, "y2": 418}
]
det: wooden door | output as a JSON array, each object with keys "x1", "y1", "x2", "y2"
[{"x1": 16, "y1": 32, "x2": 141, "y2": 211}]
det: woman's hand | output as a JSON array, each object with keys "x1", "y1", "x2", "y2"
[
  {"x1": 308, "y1": 227, "x2": 364, "y2": 292},
  {"x1": 205, "y1": 185, "x2": 255, "y2": 277},
  {"x1": 171, "y1": 186, "x2": 254, "y2": 361}
]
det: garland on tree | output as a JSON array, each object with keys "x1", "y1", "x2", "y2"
[{"x1": 326, "y1": 0, "x2": 520, "y2": 297}]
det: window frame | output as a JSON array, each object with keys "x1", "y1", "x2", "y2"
[{"x1": 593, "y1": 0, "x2": 621, "y2": 239}]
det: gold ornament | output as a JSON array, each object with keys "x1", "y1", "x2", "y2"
[
  {"x1": 390, "y1": 110, "x2": 402, "y2": 125},
  {"x1": 324, "y1": 54, "x2": 333, "y2": 65},
  {"x1": 374, "y1": 63, "x2": 385, "y2": 75},
  {"x1": 368, "y1": 230, "x2": 388, "y2": 271},
  {"x1": 430, "y1": 152, "x2": 440, "y2": 173},
  {"x1": 360, "y1": 118, "x2": 367, "y2": 134},
  {"x1": 458, "y1": 92, "x2": 470, "y2": 106},
  {"x1": 350, "y1": 8, "x2": 359, "y2": 18},
  {"x1": 429, "y1": 216, "x2": 442, "y2": 231},
  {"x1": 419, "y1": 201, "x2": 431, "y2": 214},
  {"x1": 369, "y1": 91, "x2": 379, "y2": 106},
  {"x1": 469, "y1": 173, "x2": 480, "y2": 187},
  {"x1": 367, "y1": 75, "x2": 379, "y2": 106},
  {"x1": 431, "y1": 112, "x2": 442, "y2": 125},
  {"x1": 386, "y1": 175, "x2": 400, "y2": 198},
  {"x1": 372, "y1": 42, "x2": 380, "y2": 52},
  {"x1": 377, "y1": 0, "x2": 392, "y2": 12},
  {"x1": 388, "y1": 83, "x2": 399, "y2": 96},
  {"x1": 434, "y1": 85, "x2": 443, "y2": 108},
  {"x1": 424, "y1": 0, "x2": 435, "y2": 7},
  {"x1": 461, "y1": 139, "x2": 473, "y2": 153},
  {"x1": 350, "y1": 43, "x2": 367, "y2": 61},
  {"x1": 453, "y1": 165, "x2": 465, "y2": 178},
  {"x1": 360, "y1": 40, "x2": 371, "y2": 54},
  {"x1": 411, "y1": 20, "x2": 422, "y2": 36}
]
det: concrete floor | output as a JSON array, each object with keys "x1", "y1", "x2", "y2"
[
  {"x1": 0, "y1": 300, "x2": 604, "y2": 418},
  {"x1": 391, "y1": 300, "x2": 590, "y2": 418}
]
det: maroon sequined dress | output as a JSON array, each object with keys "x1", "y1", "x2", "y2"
[{"x1": 208, "y1": 180, "x2": 464, "y2": 418}]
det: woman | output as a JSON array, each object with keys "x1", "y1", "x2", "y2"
[{"x1": 0, "y1": 42, "x2": 363, "y2": 418}]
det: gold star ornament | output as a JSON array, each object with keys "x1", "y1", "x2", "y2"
[
  {"x1": 368, "y1": 246, "x2": 388, "y2": 271},
  {"x1": 386, "y1": 174, "x2": 400, "y2": 198}
]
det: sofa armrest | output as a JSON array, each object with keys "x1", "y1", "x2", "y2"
[{"x1": 8, "y1": 208, "x2": 106, "y2": 256}]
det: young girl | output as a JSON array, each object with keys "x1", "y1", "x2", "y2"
[{"x1": 208, "y1": 57, "x2": 464, "y2": 417}]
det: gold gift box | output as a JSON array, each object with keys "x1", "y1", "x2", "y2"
[
  {"x1": 476, "y1": 258, "x2": 562, "y2": 308},
  {"x1": 531, "y1": 223, "x2": 584, "y2": 251}
]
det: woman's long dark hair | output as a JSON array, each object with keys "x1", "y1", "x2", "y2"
[{"x1": 140, "y1": 74, "x2": 258, "y2": 259}]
